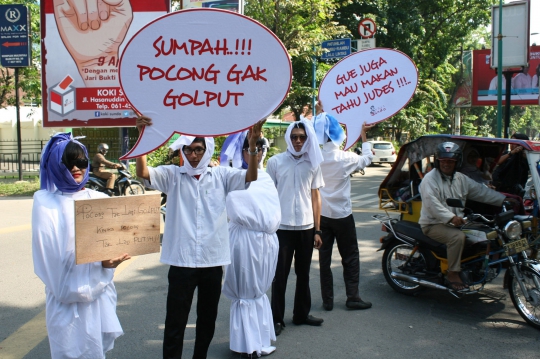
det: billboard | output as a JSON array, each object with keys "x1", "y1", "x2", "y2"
[
  {"x1": 182, "y1": 0, "x2": 243, "y2": 13},
  {"x1": 472, "y1": 47, "x2": 540, "y2": 107},
  {"x1": 41, "y1": 0, "x2": 170, "y2": 127}
]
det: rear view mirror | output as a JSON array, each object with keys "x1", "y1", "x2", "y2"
[{"x1": 446, "y1": 198, "x2": 464, "y2": 208}]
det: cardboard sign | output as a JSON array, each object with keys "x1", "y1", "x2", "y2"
[
  {"x1": 318, "y1": 48, "x2": 418, "y2": 150},
  {"x1": 119, "y1": 9, "x2": 292, "y2": 159},
  {"x1": 74, "y1": 193, "x2": 161, "y2": 265}
]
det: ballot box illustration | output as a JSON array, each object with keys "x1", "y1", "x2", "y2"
[{"x1": 49, "y1": 75, "x2": 75, "y2": 115}]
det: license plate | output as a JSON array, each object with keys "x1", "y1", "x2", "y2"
[
  {"x1": 380, "y1": 158, "x2": 387, "y2": 161},
  {"x1": 504, "y1": 238, "x2": 529, "y2": 256}
]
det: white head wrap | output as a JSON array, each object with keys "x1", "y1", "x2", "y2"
[
  {"x1": 169, "y1": 135, "x2": 215, "y2": 176},
  {"x1": 313, "y1": 112, "x2": 346, "y2": 146},
  {"x1": 284, "y1": 119, "x2": 324, "y2": 169}
]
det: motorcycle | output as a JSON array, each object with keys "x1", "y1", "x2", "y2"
[
  {"x1": 86, "y1": 163, "x2": 145, "y2": 196},
  {"x1": 373, "y1": 134, "x2": 540, "y2": 330},
  {"x1": 373, "y1": 199, "x2": 540, "y2": 329},
  {"x1": 351, "y1": 147, "x2": 366, "y2": 176}
]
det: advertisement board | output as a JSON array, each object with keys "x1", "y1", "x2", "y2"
[
  {"x1": 472, "y1": 47, "x2": 540, "y2": 107},
  {"x1": 182, "y1": 0, "x2": 243, "y2": 13},
  {"x1": 0, "y1": 4, "x2": 31, "y2": 67},
  {"x1": 41, "y1": 0, "x2": 170, "y2": 127}
]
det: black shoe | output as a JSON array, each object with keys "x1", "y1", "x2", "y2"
[
  {"x1": 323, "y1": 301, "x2": 333, "y2": 311},
  {"x1": 293, "y1": 314, "x2": 324, "y2": 326},
  {"x1": 274, "y1": 323, "x2": 282, "y2": 336},
  {"x1": 346, "y1": 298, "x2": 372, "y2": 310},
  {"x1": 105, "y1": 189, "x2": 114, "y2": 197}
]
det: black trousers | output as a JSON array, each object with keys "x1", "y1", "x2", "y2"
[
  {"x1": 163, "y1": 266, "x2": 223, "y2": 359},
  {"x1": 271, "y1": 228, "x2": 314, "y2": 325},
  {"x1": 318, "y1": 214, "x2": 360, "y2": 303}
]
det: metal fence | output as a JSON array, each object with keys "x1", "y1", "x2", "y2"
[
  {"x1": 0, "y1": 140, "x2": 47, "y2": 174},
  {"x1": 0, "y1": 136, "x2": 139, "y2": 175}
]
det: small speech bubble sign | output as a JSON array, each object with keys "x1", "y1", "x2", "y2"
[
  {"x1": 318, "y1": 48, "x2": 418, "y2": 150},
  {"x1": 119, "y1": 9, "x2": 292, "y2": 159}
]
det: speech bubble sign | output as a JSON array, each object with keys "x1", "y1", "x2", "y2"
[
  {"x1": 119, "y1": 9, "x2": 292, "y2": 159},
  {"x1": 318, "y1": 48, "x2": 418, "y2": 150}
]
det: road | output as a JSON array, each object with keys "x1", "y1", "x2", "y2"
[{"x1": 1, "y1": 164, "x2": 539, "y2": 359}]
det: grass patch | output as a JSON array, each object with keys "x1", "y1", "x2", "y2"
[{"x1": 0, "y1": 178, "x2": 40, "y2": 197}]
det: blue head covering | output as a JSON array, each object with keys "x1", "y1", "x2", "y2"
[
  {"x1": 220, "y1": 131, "x2": 248, "y2": 169},
  {"x1": 39, "y1": 133, "x2": 90, "y2": 193},
  {"x1": 313, "y1": 112, "x2": 346, "y2": 145}
]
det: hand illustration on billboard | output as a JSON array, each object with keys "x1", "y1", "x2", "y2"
[{"x1": 53, "y1": 0, "x2": 133, "y2": 87}]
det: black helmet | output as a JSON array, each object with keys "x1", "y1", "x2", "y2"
[
  {"x1": 97, "y1": 143, "x2": 109, "y2": 155},
  {"x1": 434, "y1": 142, "x2": 462, "y2": 169}
]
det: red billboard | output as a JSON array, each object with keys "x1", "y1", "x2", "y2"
[
  {"x1": 41, "y1": 0, "x2": 170, "y2": 127},
  {"x1": 472, "y1": 47, "x2": 540, "y2": 107}
]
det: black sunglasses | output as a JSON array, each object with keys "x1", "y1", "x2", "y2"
[
  {"x1": 291, "y1": 135, "x2": 308, "y2": 142},
  {"x1": 63, "y1": 158, "x2": 89, "y2": 170}
]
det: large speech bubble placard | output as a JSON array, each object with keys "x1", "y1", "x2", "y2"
[
  {"x1": 319, "y1": 48, "x2": 418, "y2": 150},
  {"x1": 119, "y1": 9, "x2": 292, "y2": 159}
]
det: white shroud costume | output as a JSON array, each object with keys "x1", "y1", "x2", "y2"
[
  {"x1": 32, "y1": 189, "x2": 123, "y2": 359},
  {"x1": 222, "y1": 171, "x2": 281, "y2": 356}
]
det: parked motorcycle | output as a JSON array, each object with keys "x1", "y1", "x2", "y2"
[
  {"x1": 86, "y1": 163, "x2": 145, "y2": 196},
  {"x1": 373, "y1": 199, "x2": 540, "y2": 330}
]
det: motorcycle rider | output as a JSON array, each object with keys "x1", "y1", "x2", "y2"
[
  {"x1": 92, "y1": 143, "x2": 122, "y2": 196},
  {"x1": 418, "y1": 142, "x2": 515, "y2": 291}
]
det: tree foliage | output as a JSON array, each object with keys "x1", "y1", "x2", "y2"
[{"x1": 245, "y1": 0, "x2": 349, "y2": 118}]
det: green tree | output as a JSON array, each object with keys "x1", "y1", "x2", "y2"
[
  {"x1": 245, "y1": 0, "x2": 349, "y2": 119},
  {"x1": 0, "y1": 0, "x2": 41, "y2": 107},
  {"x1": 335, "y1": 0, "x2": 494, "y2": 140}
]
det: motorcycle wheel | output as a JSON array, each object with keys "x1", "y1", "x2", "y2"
[
  {"x1": 508, "y1": 266, "x2": 540, "y2": 330},
  {"x1": 123, "y1": 183, "x2": 145, "y2": 196},
  {"x1": 382, "y1": 241, "x2": 425, "y2": 295}
]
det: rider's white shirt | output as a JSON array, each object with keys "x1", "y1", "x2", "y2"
[{"x1": 419, "y1": 169, "x2": 505, "y2": 227}]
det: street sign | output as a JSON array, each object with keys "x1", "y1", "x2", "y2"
[
  {"x1": 0, "y1": 4, "x2": 31, "y2": 67},
  {"x1": 356, "y1": 38, "x2": 376, "y2": 50},
  {"x1": 358, "y1": 18, "x2": 376, "y2": 39},
  {"x1": 321, "y1": 38, "x2": 351, "y2": 60}
]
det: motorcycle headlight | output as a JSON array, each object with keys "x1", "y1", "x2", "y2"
[{"x1": 504, "y1": 220, "x2": 522, "y2": 240}]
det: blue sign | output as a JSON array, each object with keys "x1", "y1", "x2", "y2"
[
  {"x1": 321, "y1": 38, "x2": 351, "y2": 60},
  {"x1": 0, "y1": 4, "x2": 31, "y2": 67}
]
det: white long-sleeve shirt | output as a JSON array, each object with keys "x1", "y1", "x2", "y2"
[
  {"x1": 147, "y1": 165, "x2": 247, "y2": 267},
  {"x1": 266, "y1": 151, "x2": 324, "y2": 230},
  {"x1": 419, "y1": 169, "x2": 505, "y2": 227},
  {"x1": 319, "y1": 141, "x2": 373, "y2": 219}
]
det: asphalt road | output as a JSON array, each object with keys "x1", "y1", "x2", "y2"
[{"x1": 1, "y1": 164, "x2": 540, "y2": 359}]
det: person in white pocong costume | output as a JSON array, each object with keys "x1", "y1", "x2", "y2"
[
  {"x1": 220, "y1": 130, "x2": 281, "y2": 357},
  {"x1": 32, "y1": 133, "x2": 130, "y2": 359}
]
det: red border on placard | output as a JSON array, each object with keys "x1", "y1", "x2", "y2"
[
  {"x1": 119, "y1": 8, "x2": 293, "y2": 160},
  {"x1": 318, "y1": 48, "x2": 419, "y2": 150},
  {"x1": 41, "y1": 0, "x2": 170, "y2": 128}
]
